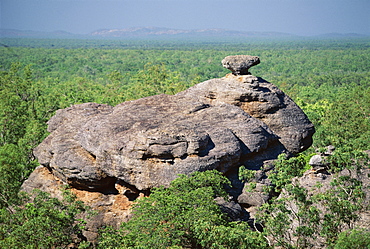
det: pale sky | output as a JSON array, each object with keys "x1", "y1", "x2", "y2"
[{"x1": 1, "y1": 0, "x2": 369, "y2": 36}]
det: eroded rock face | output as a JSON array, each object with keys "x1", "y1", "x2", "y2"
[
  {"x1": 33, "y1": 95, "x2": 281, "y2": 192},
  {"x1": 177, "y1": 74, "x2": 315, "y2": 154},
  {"x1": 33, "y1": 70, "x2": 315, "y2": 192}
]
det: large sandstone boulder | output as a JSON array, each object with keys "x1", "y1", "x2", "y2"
[
  {"x1": 22, "y1": 55, "x2": 315, "y2": 241},
  {"x1": 33, "y1": 95, "x2": 281, "y2": 191},
  {"x1": 32, "y1": 71, "x2": 314, "y2": 192}
]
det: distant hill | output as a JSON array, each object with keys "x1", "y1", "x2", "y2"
[
  {"x1": 0, "y1": 27, "x2": 295, "y2": 39},
  {"x1": 89, "y1": 27, "x2": 295, "y2": 38},
  {"x1": 0, "y1": 29, "x2": 82, "y2": 39},
  {"x1": 1, "y1": 27, "x2": 368, "y2": 40}
]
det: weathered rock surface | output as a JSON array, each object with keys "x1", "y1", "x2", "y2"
[
  {"x1": 32, "y1": 71, "x2": 314, "y2": 192},
  {"x1": 214, "y1": 197, "x2": 248, "y2": 221},
  {"x1": 177, "y1": 74, "x2": 315, "y2": 155},
  {"x1": 22, "y1": 55, "x2": 315, "y2": 242},
  {"x1": 34, "y1": 96, "x2": 281, "y2": 192},
  {"x1": 309, "y1": 154, "x2": 325, "y2": 167},
  {"x1": 237, "y1": 182, "x2": 270, "y2": 207},
  {"x1": 222, "y1": 55, "x2": 260, "y2": 75}
]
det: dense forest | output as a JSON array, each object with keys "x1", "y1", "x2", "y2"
[{"x1": 0, "y1": 37, "x2": 369, "y2": 248}]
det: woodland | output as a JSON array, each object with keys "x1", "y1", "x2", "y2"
[{"x1": 0, "y1": 37, "x2": 369, "y2": 248}]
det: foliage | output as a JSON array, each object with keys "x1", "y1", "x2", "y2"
[
  {"x1": 0, "y1": 189, "x2": 88, "y2": 249},
  {"x1": 314, "y1": 86, "x2": 370, "y2": 150},
  {"x1": 325, "y1": 146, "x2": 369, "y2": 172},
  {"x1": 98, "y1": 170, "x2": 269, "y2": 249},
  {"x1": 315, "y1": 175, "x2": 366, "y2": 245},
  {"x1": 0, "y1": 63, "x2": 35, "y2": 145},
  {"x1": 238, "y1": 166, "x2": 256, "y2": 182},
  {"x1": 268, "y1": 153, "x2": 311, "y2": 192},
  {"x1": 124, "y1": 63, "x2": 190, "y2": 100},
  {"x1": 258, "y1": 149, "x2": 369, "y2": 248},
  {"x1": 334, "y1": 229, "x2": 370, "y2": 249},
  {"x1": 259, "y1": 176, "x2": 367, "y2": 248},
  {"x1": 258, "y1": 183, "x2": 321, "y2": 249},
  {"x1": 0, "y1": 64, "x2": 48, "y2": 208},
  {"x1": 0, "y1": 144, "x2": 30, "y2": 208}
]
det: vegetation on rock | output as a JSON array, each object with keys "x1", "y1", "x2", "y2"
[
  {"x1": 0, "y1": 38, "x2": 369, "y2": 248},
  {"x1": 0, "y1": 189, "x2": 88, "y2": 248},
  {"x1": 98, "y1": 171, "x2": 268, "y2": 249}
]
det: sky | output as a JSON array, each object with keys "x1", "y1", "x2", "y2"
[{"x1": 1, "y1": 0, "x2": 369, "y2": 36}]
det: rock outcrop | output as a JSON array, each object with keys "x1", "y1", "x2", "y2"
[
  {"x1": 222, "y1": 55, "x2": 260, "y2": 75},
  {"x1": 33, "y1": 97, "x2": 280, "y2": 192},
  {"x1": 22, "y1": 55, "x2": 315, "y2": 241},
  {"x1": 178, "y1": 74, "x2": 314, "y2": 156}
]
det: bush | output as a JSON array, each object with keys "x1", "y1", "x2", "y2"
[
  {"x1": 334, "y1": 229, "x2": 370, "y2": 249},
  {"x1": 0, "y1": 190, "x2": 88, "y2": 248},
  {"x1": 98, "y1": 170, "x2": 269, "y2": 249}
]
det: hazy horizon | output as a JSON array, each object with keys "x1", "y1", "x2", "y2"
[{"x1": 1, "y1": 0, "x2": 369, "y2": 37}]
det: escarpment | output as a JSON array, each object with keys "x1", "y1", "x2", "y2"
[{"x1": 22, "y1": 55, "x2": 315, "y2": 241}]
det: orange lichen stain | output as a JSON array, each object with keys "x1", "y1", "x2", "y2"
[
  {"x1": 223, "y1": 73, "x2": 235, "y2": 79},
  {"x1": 237, "y1": 77, "x2": 245, "y2": 83},
  {"x1": 71, "y1": 188, "x2": 133, "y2": 212},
  {"x1": 71, "y1": 189, "x2": 101, "y2": 202},
  {"x1": 111, "y1": 194, "x2": 132, "y2": 211}
]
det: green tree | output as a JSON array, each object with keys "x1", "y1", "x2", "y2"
[
  {"x1": 258, "y1": 150, "x2": 368, "y2": 248},
  {"x1": 315, "y1": 175, "x2": 366, "y2": 246},
  {"x1": 98, "y1": 170, "x2": 268, "y2": 249},
  {"x1": 334, "y1": 229, "x2": 370, "y2": 249},
  {"x1": 125, "y1": 63, "x2": 189, "y2": 100},
  {"x1": 0, "y1": 144, "x2": 28, "y2": 208},
  {"x1": 258, "y1": 183, "x2": 321, "y2": 249},
  {"x1": 0, "y1": 64, "x2": 46, "y2": 208},
  {"x1": 0, "y1": 190, "x2": 88, "y2": 249},
  {"x1": 0, "y1": 63, "x2": 33, "y2": 145},
  {"x1": 267, "y1": 153, "x2": 311, "y2": 192},
  {"x1": 320, "y1": 86, "x2": 370, "y2": 150}
]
